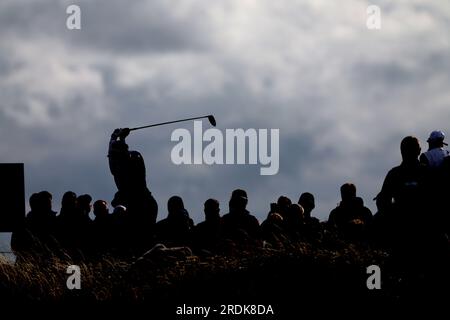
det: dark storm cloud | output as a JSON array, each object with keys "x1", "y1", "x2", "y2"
[
  {"x1": 68, "y1": 0, "x2": 210, "y2": 53},
  {"x1": 0, "y1": 0, "x2": 210, "y2": 53}
]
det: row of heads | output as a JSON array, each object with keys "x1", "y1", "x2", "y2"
[
  {"x1": 164, "y1": 190, "x2": 316, "y2": 215},
  {"x1": 28, "y1": 189, "x2": 317, "y2": 218},
  {"x1": 28, "y1": 191, "x2": 125, "y2": 218}
]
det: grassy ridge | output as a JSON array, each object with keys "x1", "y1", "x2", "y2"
[
  {"x1": 0, "y1": 241, "x2": 387, "y2": 301},
  {"x1": 0, "y1": 237, "x2": 447, "y2": 317}
]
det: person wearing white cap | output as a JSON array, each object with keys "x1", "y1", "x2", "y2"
[{"x1": 419, "y1": 130, "x2": 450, "y2": 168}]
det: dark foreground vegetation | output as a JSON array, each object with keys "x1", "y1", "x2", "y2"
[{"x1": 1, "y1": 232, "x2": 448, "y2": 317}]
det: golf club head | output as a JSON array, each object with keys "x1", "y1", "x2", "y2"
[{"x1": 208, "y1": 115, "x2": 216, "y2": 127}]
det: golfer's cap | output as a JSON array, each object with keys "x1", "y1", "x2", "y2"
[{"x1": 427, "y1": 130, "x2": 448, "y2": 145}]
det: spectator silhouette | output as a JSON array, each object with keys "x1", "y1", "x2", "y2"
[
  {"x1": 27, "y1": 191, "x2": 57, "y2": 237},
  {"x1": 276, "y1": 196, "x2": 292, "y2": 221},
  {"x1": 261, "y1": 206, "x2": 286, "y2": 248},
  {"x1": 90, "y1": 200, "x2": 113, "y2": 255},
  {"x1": 271, "y1": 196, "x2": 303, "y2": 238},
  {"x1": 56, "y1": 191, "x2": 91, "y2": 258},
  {"x1": 374, "y1": 136, "x2": 430, "y2": 249},
  {"x1": 419, "y1": 130, "x2": 449, "y2": 168},
  {"x1": 77, "y1": 194, "x2": 93, "y2": 219},
  {"x1": 298, "y1": 193, "x2": 319, "y2": 224},
  {"x1": 376, "y1": 137, "x2": 425, "y2": 220},
  {"x1": 192, "y1": 199, "x2": 224, "y2": 253},
  {"x1": 441, "y1": 156, "x2": 450, "y2": 236},
  {"x1": 112, "y1": 205, "x2": 128, "y2": 226},
  {"x1": 419, "y1": 131, "x2": 450, "y2": 236},
  {"x1": 328, "y1": 183, "x2": 372, "y2": 239},
  {"x1": 286, "y1": 203, "x2": 305, "y2": 239},
  {"x1": 221, "y1": 189, "x2": 260, "y2": 242},
  {"x1": 110, "y1": 205, "x2": 135, "y2": 254},
  {"x1": 11, "y1": 191, "x2": 57, "y2": 255},
  {"x1": 108, "y1": 128, "x2": 158, "y2": 228},
  {"x1": 155, "y1": 196, "x2": 194, "y2": 247},
  {"x1": 298, "y1": 192, "x2": 322, "y2": 241}
]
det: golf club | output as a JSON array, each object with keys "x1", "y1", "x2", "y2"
[{"x1": 129, "y1": 115, "x2": 216, "y2": 132}]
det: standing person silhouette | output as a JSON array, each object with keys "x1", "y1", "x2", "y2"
[
  {"x1": 221, "y1": 189, "x2": 260, "y2": 242},
  {"x1": 376, "y1": 136, "x2": 430, "y2": 253},
  {"x1": 328, "y1": 183, "x2": 372, "y2": 240},
  {"x1": 155, "y1": 196, "x2": 193, "y2": 247},
  {"x1": 420, "y1": 130, "x2": 449, "y2": 168},
  {"x1": 297, "y1": 192, "x2": 323, "y2": 241},
  {"x1": 419, "y1": 130, "x2": 450, "y2": 239},
  {"x1": 192, "y1": 199, "x2": 223, "y2": 253}
]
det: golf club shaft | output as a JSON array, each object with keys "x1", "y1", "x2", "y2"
[{"x1": 129, "y1": 115, "x2": 209, "y2": 131}]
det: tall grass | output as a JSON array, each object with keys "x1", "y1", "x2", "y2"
[{"x1": 0, "y1": 239, "x2": 390, "y2": 304}]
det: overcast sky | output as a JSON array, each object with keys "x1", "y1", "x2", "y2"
[{"x1": 1, "y1": 0, "x2": 450, "y2": 241}]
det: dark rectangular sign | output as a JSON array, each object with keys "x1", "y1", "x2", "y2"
[{"x1": 0, "y1": 163, "x2": 25, "y2": 232}]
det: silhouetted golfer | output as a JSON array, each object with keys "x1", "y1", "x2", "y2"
[{"x1": 108, "y1": 128, "x2": 158, "y2": 227}]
